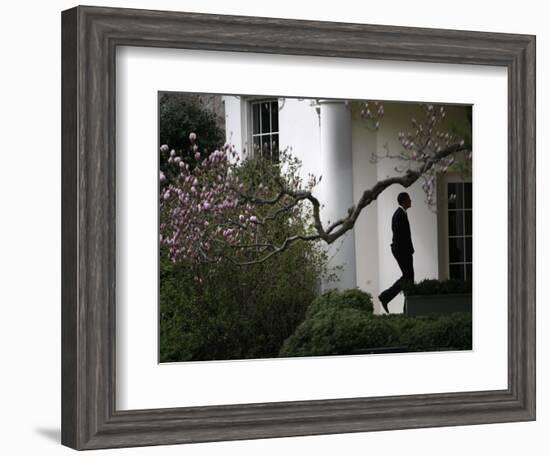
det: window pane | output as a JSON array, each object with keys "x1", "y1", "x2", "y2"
[
  {"x1": 270, "y1": 134, "x2": 279, "y2": 162},
  {"x1": 253, "y1": 136, "x2": 261, "y2": 156},
  {"x1": 465, "y1": 210, "x2": 472, "y2": 235},
  {"x1": 271, "y1": 100, "x2": 279, "y2": 133},
  {"x1": 464, "y1": 183, "x2": 472, "y2": 209},
  {"x1": 265, "y1": 135, "x2": 272, "y2": 160},
  {"x1": 446, "y1": 182, "x2": 472, "y2": 283},
  {"x1": 261, "y1": 102, "x2": 271, "y2": 134},
  {"x1": 448, "y1": 182, "x2": 463, "y2": 209},
  {"x1": 449, "y1": 237, "x2": 465, "y2": 263},
  {"x1": 448, "y1": 210, "x2": 464, "y2": 236},
  {"x1": 450, "y1": 264, "x2": 465, "y2": 280},
  {"x1": 252, "y1": 103, "x2": 260, "y2": 134},
  {"x1": 465, "y1": 237, "x2": 472, "y2": 262}
]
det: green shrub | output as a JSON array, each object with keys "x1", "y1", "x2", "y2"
[
  {"x1": 280, "y1": 292, "x2": 472, "y2": 358},
  {"x1": 159, "y1": 93, "x2": 225, "y2": 186},
  {"x1": 160, "y1": 239, "x2": 326, "y2": 362},
  {"x1": 386, "y1": 313, "x2": 472, "y2": 351},
  {"x1": 159, "y1": 92, "x2": 224, "y2": 156},
  {"x1": 279, "y1": 307, "x2": 399, "y2": 357},
  {"x1": 404, "y1": 278, "x2": 472, "y2": 296},
  {"x1": 305, "y1": 288, "x2": 374, "y2": 319}
]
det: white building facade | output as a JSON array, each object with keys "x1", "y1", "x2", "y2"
[{"x1": 223, "y1": 96, "x2": 471, "y2": 314}]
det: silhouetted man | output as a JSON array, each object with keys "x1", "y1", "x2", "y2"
[{"x1": 378, "y1": 192, "x2": 415, "y2": 313}]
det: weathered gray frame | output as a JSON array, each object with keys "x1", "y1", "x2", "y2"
[{"x1": 61, "y1": 5, "x2": 536, "y2": 450}]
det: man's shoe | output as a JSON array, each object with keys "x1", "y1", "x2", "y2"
[{"x1": 378, "y1": 293, "x2": 389, "y2": 314}]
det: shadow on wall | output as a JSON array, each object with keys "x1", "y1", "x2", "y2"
[{"x1": 34, "y1": 427, "x2": 60, "y2": 443}]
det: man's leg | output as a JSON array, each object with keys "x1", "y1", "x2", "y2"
[
  {"x1": 397, "y1": 254, "x2": 414, "y2": 314},
  {"x1": 379, "y1": 249, "x2": 414, "y2": 312},
  {"x1": 400, "y1": 253, "x2": 414, "y2": 288}
]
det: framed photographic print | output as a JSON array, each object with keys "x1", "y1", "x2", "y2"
[{"x1": 61, "y1": 5, "x2": 536, "y2": 450}]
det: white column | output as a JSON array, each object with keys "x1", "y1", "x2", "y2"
[{"x1": 319, "y1": 100, "x2": 357, "y2": 290}]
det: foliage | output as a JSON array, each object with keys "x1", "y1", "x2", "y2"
[
  {"x1": 159, "y1": 157, "x2": 327, "y2": 363},
  {"x1": 280, "y1": 289, "x2": 472, "y2": 357},
  {"x1": 447, "y1": 107, "x2": 473, "y2": 178},
  {"x1": 279, "y1": 307, "x2": 399, "y2": 357},
  {"x1": 404, "y1": 278, "x2": 472, "y2": 296},
  {"x1": 159, "y1": 93, "x2": 224, "y2": 186},
  {"x1": 159, "y1": 93, "x2": 224, "y2": 158},
  {"x1": 305, "y1": 288, "x2": 374, "y2": 318},
  {"x1": 388, "y1": 313, "x2": 472, "y2": 352}
]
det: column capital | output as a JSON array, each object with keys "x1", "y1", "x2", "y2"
[{"x1": 317, "y1": 98, "x2": 350, "y2": 106}]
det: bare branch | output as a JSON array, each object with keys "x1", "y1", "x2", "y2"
[{"x1": 223, "y1": 233, "x2": 322, "y2": 266}]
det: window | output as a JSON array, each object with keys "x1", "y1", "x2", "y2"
[
  {"x1": 250, "y1": 99, "x2": 279, "y2": 162},
  {"x1": 447, "y1": 182, "x2": 472, "y2": 281}
]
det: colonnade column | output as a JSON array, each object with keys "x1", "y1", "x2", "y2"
[{"x1": 319, "y1": 99, "x2": 357, "y2": 290}]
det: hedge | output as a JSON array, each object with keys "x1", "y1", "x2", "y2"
[
  {"x1": 280, "y1": 289, "x2": 472, "y2": 357},
  {"x1": 404, "y1": 278, "x2": 472, "y2": 296}
]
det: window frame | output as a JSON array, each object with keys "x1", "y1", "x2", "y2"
[
  {"x1": 243, "y1": 97, "x2": 280, "y2": 161},
  {"x1": 437, "y1": 171, "x2": 473, "y2": 280}
]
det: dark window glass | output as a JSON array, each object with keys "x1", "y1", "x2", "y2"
[
  {"x1": 466, "y1": 264, "x2": 472, "y2": 281},
  {"x1": 448, "y1": 211, "x2": 464, "y2": 236},
  {"x1": 448, "y1": 183, "x2": 463, "y2": 209},
  {"x1": 465, "y1": 237, "x2": 472, "y2": 262},
  {"x1": 252, "y1": 103, "x2": 260, "y2": 134},
  {"x1": 449, "y1": 237, "x2": 465, "y2": 263},
  {"x1": 464, "y1": 183, "x2": 472, "y2": 209},
  {"x1": 465, "y1": 210, "x2": 472, "y2": 236},
  {"x1": 261, "y1": 102, "x2": 271, "y2": 134},
  {"x1": 253, "y1": 136, "x2": 261, "y2": 155},
  {"x1": 270, "y1": 134, "x2": 279, "y2": 160},
  {"x1": 450, "y1": 264, "x2": 465, "y2": 280},
  {"x1": 271, "y1": 101, "x2": 279, "y2": 132}
]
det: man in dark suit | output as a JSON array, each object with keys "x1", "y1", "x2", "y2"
[{"x1": 378, "y1": 192, "x2": 415, "y2": 313}]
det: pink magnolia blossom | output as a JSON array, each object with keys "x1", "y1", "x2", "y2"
[{"x1": 159, "y1": 137, "x2": 269, "y2": 264}]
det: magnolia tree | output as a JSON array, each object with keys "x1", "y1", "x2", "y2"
[{"x1": 160, "y1": 102, "x2": 471, "y2": 265}]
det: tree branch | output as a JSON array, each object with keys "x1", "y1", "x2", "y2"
[
  {"x1": 223, "y1": 233, "x2": 322, "y2": 266},
  {"x1": 323, "y1": 142, "x2": 467, "y2": 243}
]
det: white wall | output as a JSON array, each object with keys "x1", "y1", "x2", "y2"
[
  {"x1": 222, "y1": 95, "x2": 244, "y2": 155},
  {"x1": 278, "y1": 98, "x2": 322, "y2": 185},
  {"x1": 0, "y1": 1, "x2": 546, "y2": 456}
]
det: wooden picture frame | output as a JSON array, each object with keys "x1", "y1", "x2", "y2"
[{"x1": 61, "y1": 5, "x2": 536, "y2": 450}]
